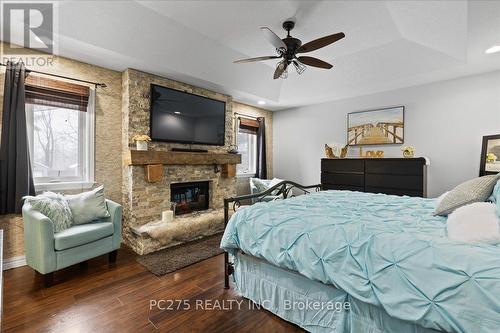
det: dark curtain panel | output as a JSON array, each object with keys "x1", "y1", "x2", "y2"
[
  {"x1": 0, "y1": 61, "x2": 35, "y2": 214},
  {"x1": 255, "y1": 117, "x2": 267, "y2": 179}
]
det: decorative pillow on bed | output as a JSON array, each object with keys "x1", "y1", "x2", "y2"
[
  {"x1": 489, "y1": 180, "x2": 500, "y2": 216},
  {"x1": 250, "y1": 178, "x2": 269, "y2": 193},
  {"x1": 446, "y1": 202, "x2": 500, "y2": 244},
  {"x1": 434, "y1": 174, "x2": 500, "y2": 216},
  {"x1": 435, "y1": 191, "x2": 450, "y2": 206},
  {"x1": 23, "y1": 194, "x2": 73, "y2": 233},
  {"x1": 269, "y1": 178, "x2": 285, "y2": 195}
]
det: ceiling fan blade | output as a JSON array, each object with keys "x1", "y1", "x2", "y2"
[
  {"x1": 234, "y1": 56, "x2": 281, "y2": 64},
  {"x1": 297, "y1": 32, "x2": 345, "y2": 53},
  {"x1": 261, "y1": 27, "x2": 287, "y2": 50},
  {"x1": 273, "y1": 61, "x2": 287, "y2": 79},
  {"x1": 297, "y1": 56, "x2": 333, "y2": 69}
]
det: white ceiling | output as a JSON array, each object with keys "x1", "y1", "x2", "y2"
[{"x1": 18, "y1": 1, "x2": 500, "y2": 110}]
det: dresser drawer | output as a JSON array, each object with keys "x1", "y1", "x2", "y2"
[
  {"x1": 322, "y1": 184, "x2": 364, "y2": 192},
  {"x1": 321, "y1": 172, "x2": 364, "y2": 187},
  {"x1": 321, "y1": 159, "x2": 364, "y2": 174},
  {"x1": 365, "y1": 187, "x2": 423, "y2": 197},
  {"x1": 365, "y1": 159, "x2": 424, "y2": 175},
  {"x1": 365, "y1": 174, "x2": 423, "y2": 190}
]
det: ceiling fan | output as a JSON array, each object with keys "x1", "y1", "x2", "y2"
[{"x1": 234, "y1": 20, "x2": 345, "y2": 79}]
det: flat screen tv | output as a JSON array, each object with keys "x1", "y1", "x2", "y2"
[{"x1": 149, "y1": 84, "x2": 226, "y2": 145}]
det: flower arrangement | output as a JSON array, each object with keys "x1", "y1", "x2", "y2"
[
  {"x1": 132, "y1": 135, "x2": 151, "y2": 151},
  {"x1": 401, "y1": 146, "x2": 416, "y2": 158},
  {"x1": 132, "y1": 135, "x2": 151, "y2": 142},
  {"x1": 486, "y1": 152, "x2": 497, "y2": 163}
]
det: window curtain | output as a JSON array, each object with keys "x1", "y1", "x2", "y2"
[
  {"x1": 0, "y1": 61, "x2": 35, "y2": 214},
  {"x1": 255, "y1": 117, "x2": 267, "y2": 179}
]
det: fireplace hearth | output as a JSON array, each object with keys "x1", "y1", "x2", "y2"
[{"x1": 171, "y1": 181, "x2": 209, "y2": 215}]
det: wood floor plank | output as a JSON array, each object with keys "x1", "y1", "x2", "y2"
[{"x1": 3, "y1": 247, "x2": 305, "y2": 333}]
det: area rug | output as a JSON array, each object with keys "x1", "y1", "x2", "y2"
[{"x1": 137, "y1": 233, "x2": 224, "y2": 276}]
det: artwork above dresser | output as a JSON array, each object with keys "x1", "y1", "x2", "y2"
[{"x1": 321, "y1": 158, "x2": 428, "y2": 197}]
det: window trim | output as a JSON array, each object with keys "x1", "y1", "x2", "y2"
[
  {"x1": 26, "y1": 89, "x2": 95, "y2": 191},
  {"x1": 236, "y1": 130, "x2": 257, "y2": 177}
]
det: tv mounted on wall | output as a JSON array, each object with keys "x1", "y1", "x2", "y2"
[{"x1": 149, "y1": 84, "x2": 226, "y2": 146}]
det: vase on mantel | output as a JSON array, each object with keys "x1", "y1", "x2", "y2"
[
  {"x1": 132, "y1": 134, "x2": 151, "y2": 151},
  {"x1": 136, "y1": 141, "x2": 148, "y2": 151}
]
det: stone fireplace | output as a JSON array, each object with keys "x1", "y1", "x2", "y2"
[
  {"x1": 171, "y1": 181, "x2": 210, "y2": 215},
  {"x1": 121, "y1": 69, "x2": 239, "y2": 255}
]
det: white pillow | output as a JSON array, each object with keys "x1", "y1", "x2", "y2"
[
  {"x1": 269, "y1": 178, "x2": 284, "y2": 188},
  {"x1": 446, "y1": 202, "x2": 500, "y2": 244},
  {"x1": 269, "y1": 178, "x2": 285, "y2": 195}
]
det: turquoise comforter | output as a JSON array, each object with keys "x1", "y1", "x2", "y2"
[{"x1": 220, "y1": 191, "x2": 500, "y2": 333}]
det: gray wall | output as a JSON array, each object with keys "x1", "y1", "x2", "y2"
[{"x1": 273, "y1": 71, "x2": 500, "y2": 198}]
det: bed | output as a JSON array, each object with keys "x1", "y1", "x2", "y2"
[{"x1": 220, "y1": 181, "x2": 500, "y2": 333}]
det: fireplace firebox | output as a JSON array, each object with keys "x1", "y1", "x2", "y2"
[{"x1": 170, "y1": 181, "x2": 209, "y2": 215}]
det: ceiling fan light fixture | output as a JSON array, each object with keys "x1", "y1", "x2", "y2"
[
  {"x1": 237, "y1": 22, "x2": 345, "y2": 79},
  {"x1": 280, "y1": 68, "x2": 288, "y2": 79},
  {"x1": 293, "y1": 60, "x2": 307, "y2": 75}
]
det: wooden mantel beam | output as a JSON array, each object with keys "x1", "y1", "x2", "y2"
[{"x1": 124, "y1": 150, "x2": 241, "y2": 166}]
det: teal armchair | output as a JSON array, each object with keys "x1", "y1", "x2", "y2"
[{"x1": 22, "y1": 199, "x2": 122, "y2": 287}]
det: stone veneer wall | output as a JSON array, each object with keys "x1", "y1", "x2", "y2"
[
  {"x1": 0, "y1": 44, "x2": 122, "y2": 260},
  {"x1": 0, "y1": 53, "x2": 273, "y2": 259},
  {"x1": 121, "y1": 69, "x2": 237, "y2": 254}
]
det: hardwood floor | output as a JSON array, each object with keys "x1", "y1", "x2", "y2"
[{"x1": 2, "y1": 248, "x2": 305, "y2": 333}]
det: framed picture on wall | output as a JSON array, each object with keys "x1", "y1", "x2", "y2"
[
  {"x1": 479, "y1": 134, "x2": 500, "y2": 176},
  {"x1": 347, "y1": 106, "x2": 404, "y2": 146}
]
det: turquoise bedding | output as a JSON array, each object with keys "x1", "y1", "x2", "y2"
[
  {"x1": 220, "y1": 190, "x2": 500, "y2": 333},
  {"x1": 234, "y1": 252, "x2": 441, "y2": 333}
]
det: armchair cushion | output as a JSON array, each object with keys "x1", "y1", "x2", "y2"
[{"x1": 54, "y1": 221, "x2": 114, "y2": 250}]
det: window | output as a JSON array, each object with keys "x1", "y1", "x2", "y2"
[
  {"x1": 25, "y1": 76, "x2": 95, "y2": 190},
  {"x1": 236, "y1": 130, "x2": 256, "y2": 176},
  {"x1": 236, "y1": 117, "x2": 258, "y2": 176}
]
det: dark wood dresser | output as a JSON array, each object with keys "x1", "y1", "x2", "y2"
[{"x1": 321, "y1": 158, "x2": 428, "y2": 197}]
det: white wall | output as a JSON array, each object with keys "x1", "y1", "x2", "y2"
[{"x1": 273, "y1": 71, "x2": 500, "y2": 198}]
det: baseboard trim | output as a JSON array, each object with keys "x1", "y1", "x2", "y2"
[{"x1": 3, "y1": 255, "x2": 27, "y2": 270}]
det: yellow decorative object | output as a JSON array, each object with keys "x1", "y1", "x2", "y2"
[
  {"x1": 402, "y1": 146, "x2": 416, "y2": 158},
  {"x1": 132, "y1": 134, "x2": 152, "y2": 142},
  {"x1": 340, "y1": 145, "x2": 348, "y2": 158},
  {"x1": 133, "y1": 134, "x2": 152, "y2": 151},
  {"x1": 325, "y1": 144, "x2": 335, "y2": 158},
  {"x1": 325, "y1": 143, "x2": 349, "y2": 159},
  {"x1": 486, "y1": 152, "x2": 497, "y2": 163},
  {"x1": 365, "y1": 150, "x2": 384, "y2": 158}
]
